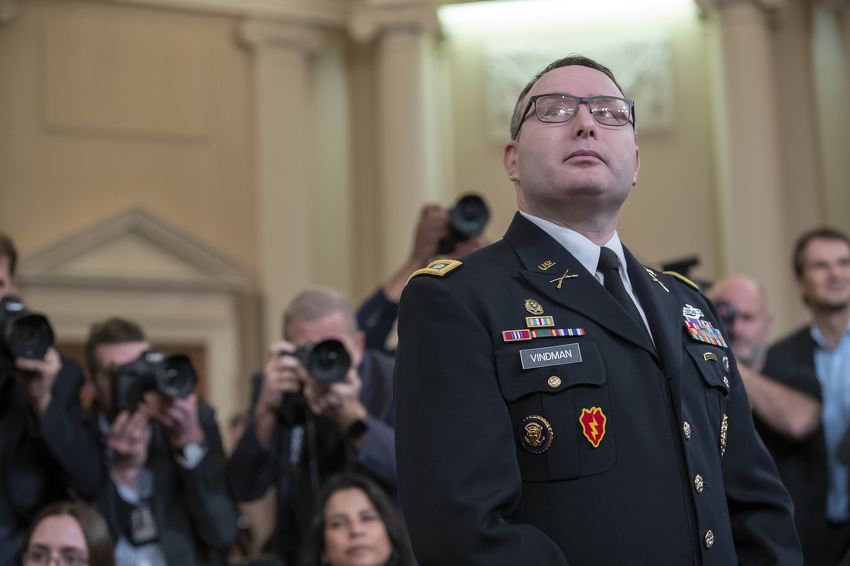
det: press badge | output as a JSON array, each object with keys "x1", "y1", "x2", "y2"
[
  {"x1": 130, "y1": 505, "x2": 160, "y2": 545},
  {"x1": 520, "y1": 343, "x2": 582, "y2": 369}
]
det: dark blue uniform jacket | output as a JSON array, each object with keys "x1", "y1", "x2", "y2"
[{"x1": 395, "y1": 213, "x2": 801, "y2": 566}]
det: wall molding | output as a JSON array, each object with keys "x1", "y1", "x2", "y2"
[
  {"x1": 84, "y1": 0, "x2": 349, "y2": 26},
  {"x1": 19, "y1": 208, "x2": 251, "y2": 293}
]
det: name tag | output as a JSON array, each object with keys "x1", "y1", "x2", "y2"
[{"x1": 520, "y1": 343, "x2": 582, "y2": 369}]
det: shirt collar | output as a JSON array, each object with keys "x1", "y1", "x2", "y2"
[
  {"x1": 810, "y1": 317, "x2": 850, "y2": 351},
  {"x1": 519, "y1": 211, "x2": 626, "y2": 275}
]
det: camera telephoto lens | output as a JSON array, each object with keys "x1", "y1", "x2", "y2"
[
  {"x1": 155, "y1": 354, "x2": 197, "y2": 399},
  {"x1": 0, "y1": 296, "x2": 55, "y2": 360}
]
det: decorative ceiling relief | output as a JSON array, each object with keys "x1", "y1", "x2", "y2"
[{"x1": 485, "y1": 35, "x2": 674, "y2": 142}]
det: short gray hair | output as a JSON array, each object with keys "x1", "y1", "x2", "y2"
[{"x1": 283, "y1": 286, "x2": 358, "y2": 340}]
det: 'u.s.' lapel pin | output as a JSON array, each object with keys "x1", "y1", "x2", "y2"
[{"x1": 538, "y1": 260, "x2": 556, "y2": 271}]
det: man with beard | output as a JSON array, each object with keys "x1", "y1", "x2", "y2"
[{"x1": 762, "y1": 228, "x2": 850, "y2": 565}]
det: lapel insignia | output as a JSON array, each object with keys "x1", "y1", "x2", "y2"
[
  {"x1": 503, "y1": 329, "x2": 532, "y2": 342},
  {"x1": 579, "y1": 407, "x2": 607, "y2": 448},
  {"x1": 531, "y1": 328, "x2": 585, "y2": 338},
  {"x1": 526, "y1": 316, "x2": 554, "y2": 327},
  {"x1": 525, "y1": 299, "x2": 544, "y2": 315},
  {"x1": 644, "y1": 267, "x2": 669, "y2": 292},
  {"x1": 549, "y1": 269, "x2": 578, "y2": 289},
  {"x1": 520, "y1": 415, "x2": 553, "y2": 454},
  {"x1": 538, "y1": 260, "x2": 556, "y2": 271},
  {"x1": 720, "y1": 414, "x2": 728, "y2": 455}
]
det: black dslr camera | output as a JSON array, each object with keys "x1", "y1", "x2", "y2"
[
  {"x1": 286, "y1": 339, "x2": 351, "y2": 385},
  {"x1": 0, "y1": 296, "x2": 55, "y2": 361},
  {"x1": 715, "y1": 301, "x2": 737, "y2": 341},
  {"x1": 110, "y1": 351, "x2": 197, "y2": 416},
  {"x1": 277, "y1": 339, "x2": 351, "y2": 426},
  {"x1": 438, "y1": 194, "x2": 490, "y2": 255}
]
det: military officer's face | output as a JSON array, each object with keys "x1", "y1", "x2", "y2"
[
  {"x1": 503, "y1": 65, "x2": 640, "y2": 224},
  {"x1": 797, "y1": 237, "x2": 850, "y2": 312}
]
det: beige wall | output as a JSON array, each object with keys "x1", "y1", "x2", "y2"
[{"x1": 0, "y1": 0, "x2": 256, "y2": 272}]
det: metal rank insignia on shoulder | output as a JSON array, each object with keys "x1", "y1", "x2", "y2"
[
  {"x1": 683, "y1": 304, "x2": 728, "y2": 348},
  {"x1": 406, "y1": 259, "x2": 462, "y2": 284},
  {"x1": 519, "y1": 415, "x2": 553, "y2": 454},
  {"x1": 580, "y1": 407, "x2": 606, "y2": 448}
]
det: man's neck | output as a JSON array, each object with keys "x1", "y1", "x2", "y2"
[
  {"x1": 519, "y1": 205, "x2": 617, "y2": 246},
  {"x1": 812, "y1": 306, "x2": 850, "y2": 351}
]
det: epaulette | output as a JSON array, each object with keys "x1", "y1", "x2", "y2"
[
  {"x1": 664, "y1": 271, "x2": 700, "y2": 291},
  {"x1": 406, "y1": 260, "x2": 463, "y2": 285}
]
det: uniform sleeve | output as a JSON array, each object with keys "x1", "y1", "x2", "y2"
[
  {"x1": 395, "y1": 276, "x2": 569, "y2": 566},
  {"x1": 39, "y1": 358, "x2": 105, "y2": 501}
]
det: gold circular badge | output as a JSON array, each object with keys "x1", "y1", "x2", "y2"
[{"x1": 519, "y1": 415, "x2": 553, "y2": 454}]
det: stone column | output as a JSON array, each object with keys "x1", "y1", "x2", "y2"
[
  {"x1": 699, "y1": 0, "x2": 799, "y2": 334},
  {"x1": 238, "y1": 20, "x2": 323, "y2": 346},
  {"x1": 350, "y1": 1, "x2": 444, "y2": 279}
]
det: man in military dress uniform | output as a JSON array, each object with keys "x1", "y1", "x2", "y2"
[{"x1": 394, "y1": 56, "x2": 802, "y2": 565}]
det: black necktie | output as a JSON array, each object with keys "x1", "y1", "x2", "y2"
[{"x1": 597, "y1": 247, "x2": 647, "y2": 334}]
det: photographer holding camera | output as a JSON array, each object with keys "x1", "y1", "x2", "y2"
[
  {"x1": 357, "y1": 200, "x2": 491, "y2": 352},
  {"x1": 228, "y1": 287, "x2": 396, "y2": 566},
  {"x1": 0, "y1": 233, "x2": 103, "y2": 566},
  {"x1": 83, "y1": 318, "x2": 237, "y2": 566}
]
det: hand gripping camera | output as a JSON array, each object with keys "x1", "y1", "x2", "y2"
[
  {"x1": 0, "y1": 296, "x2": 55, "y2": 361},
  {"x1": 110, "y1": 351, "x2": 197, "y2": 416},
  {"x1": 277, "y1": 339, "x2": 351, "y2": 426}
]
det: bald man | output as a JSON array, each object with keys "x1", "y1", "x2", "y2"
[{"x1": 710, "y1": 275, "x2": 821, "y2": 441}]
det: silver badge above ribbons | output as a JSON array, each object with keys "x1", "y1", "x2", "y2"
[
  {"x1": 683, "y1": 304, "x2": 704, "y2": 319},
  {"x1": 520, "y1": 343, "x2": 582, "y2": 369}
]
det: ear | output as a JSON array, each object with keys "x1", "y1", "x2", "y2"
[
  {"x1": 503, "y1": 140, "x2": 520, "y2": 183},
  {"x1": 632, "y1": 145, "x2": 640, "y2": 185}
]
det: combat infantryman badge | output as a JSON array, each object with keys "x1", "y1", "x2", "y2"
[
  {"x1": 519, "y1": 415, "x2": 553, "y2": 454},
  {"x1": 683, "y1": 304, "x2": 728, "y2": 348},
  {"x1": 525, "y1": 299, "x2": 544, "y2": 315},
  {"x1": 580, "y1": 407, "x2": 606, "y2": 448}
]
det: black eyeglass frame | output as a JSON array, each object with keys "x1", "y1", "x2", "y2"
[{"x1": 516, "y1": 93, "x2": 636, "y2": 138}]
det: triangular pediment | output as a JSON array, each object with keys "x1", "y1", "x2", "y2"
[{"x1": 18, "y1": 209, "x2": 250, "y2": 292}]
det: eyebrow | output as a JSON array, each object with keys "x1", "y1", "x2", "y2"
[{"x1": 30, "y1": 543, "x2": 87, "y2": 552}]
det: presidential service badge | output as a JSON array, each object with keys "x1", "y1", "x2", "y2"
[
  {"x1": 519, "y1": 415, "x2": 553, "y2": 454},
  {"x1": 580, "y1": 407, "x2": 607, "y2": 448},
  {"x1": 683, "y1": 304, "x2": 728, "y2": 348}
]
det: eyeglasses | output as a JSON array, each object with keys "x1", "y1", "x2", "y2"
[
  {"x1": 23, "y1": 549, "x2": 89, "y2": 566},
  {"x1": 515, "y1": 94, "x2": 635, "y2": 138}
]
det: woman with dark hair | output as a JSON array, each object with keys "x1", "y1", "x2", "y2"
[
  {"x1": 22, "y1": 500, "x2": 114, "y2": 566},
  {"x1": 300, "y1": 473, "x2": 414, "y2": 566}
]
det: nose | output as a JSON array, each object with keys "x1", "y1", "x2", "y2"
[{"x1": 571, "y1": 101, "x2": 596, "y2": 139}]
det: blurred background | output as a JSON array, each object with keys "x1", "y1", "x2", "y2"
[{"x1": 0, "y1": 0, "x2": 847, "y2": 437}]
